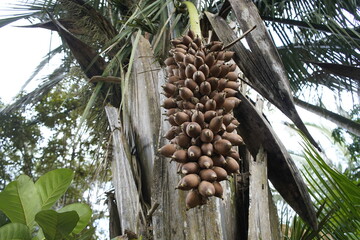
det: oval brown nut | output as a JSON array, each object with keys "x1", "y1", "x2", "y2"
[
  {"x1": 198, "y1": 180, "x2": 215, "y2": 197},
  {"x1": 214, "y1": 139, "x2": 232, "y2": 155},
  {"x1": 185, "y1": 64, "x2": 197, "y2": 78},
  {"x1": 199, "y1": 169, "x2": 217, "y2": 182},
  {"x1": 212, "y1": 166, "x2": 228, "y2": 181},
  {"x1": 213, "y1": 181, "x2": 224, "y2": 199},
  {"x1": 201, "y1": 142, "x2": 214, "y2": 156},
  {"x1": 186, "y1": 122, "x2": 202, "y2": 138},
  {"x1": 172, "y1": 149, "x2": 188, "y2": 163},
  {"x1": 200, "y1": 128, "x2": 214, "y2": 143},
  {"x1": 198, "y1": 155, "x2": 214, "y2": 169},
  {"x1": 176, "y1": 174, "x2": 201, "y2": 190},
  {"x1": 185, "y1": 189, "x2": 206, "y2": 210},
  {"x1": 225, "y1": 156, "x2": 240, "y2": 174},
  {"x1": 181, "y1": 162, "x2": 200, "y2": 174},
  {"x1": 187, "y1": 145, "x2": 202, "y2": 161},
  {"x1": 158, "y1": 144, "x2": 177, "y2": 157},
  {"x1": 162, "y1": 97, "x2": 177, "y2": 109}
]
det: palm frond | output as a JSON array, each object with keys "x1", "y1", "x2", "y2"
[
  {"x1": 281, "y1": 137, "x2": 360, "y2": 239},
  {"x1": 0, "y1": 67, "x2": 66, "y2": 115},
  {"x1": 19, "y1": 45, "x2": 63, "y2": 92},
  {"x1": 251, "y1": 0, "x2": 360, "y2": 96}
]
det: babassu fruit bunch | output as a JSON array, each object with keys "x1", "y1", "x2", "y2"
[{"x1": 159, "y1": 30, "x2": 243, "y2": 209}]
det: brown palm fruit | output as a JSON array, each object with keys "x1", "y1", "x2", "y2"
[
  {"x1": 225, "y1": 71, "x2": 238, "y2": 81},
  {"x1": 217, "y1": 78, "x2": 228, "y2": 91},
  {"x1": 165, "y1": 108, "x2": 179, "y2": 116},
  {"x1": 191, "y1": 110, "x2": 205, "y2": 126},
  {"x1": 194, "y1": 56, "x2": 205, "y2": 68},
  {"x1": 212, "y1": 92, "x2": 226, "y2": 108},
  {"x1": 214, "y1": 139, "x2": 232, "y2": 155},
  {"x1": 186, "y1": 122, "x2": 202, "y2": 138},
  {"x1": 160, "y1": 30, "x2": 245, "y2": 209},
  {"x1": 213, "y1": 181, "x2": 224, "y2": 199},
  {"x1": 164, "y1": 127, "x2": 178, "y2": 140},
  {"x1": 223, "y1": 113, "x2": 234, "y2": 126},
  {"x1": 201, "y1": 143, "x2": 214, "y2": 156},
  {"x1": 219, "y1": 64, "x2": 230, "y2": 78},
  {"x1": 198, "y1": 181, "x2": 216, "y2": 197},
  {"x1": 162, "y1": 83, "x2": 177, "y2": 96},
  {"x1": 185, "y1": 189, "x2": 206, "y2": 210},
  {"x1": 185, "y1": 78, "x2": 198, "y2": 91},
  {"x1": 231, "y1": 118, "x2": 240, "y2": 126},
  {"x1": 199, "y1": 81, "x2": 212, "y2": 95},
  {"x1": 174, "y1": 112, "x2": 190, "y2": 125},
  {"x1": 228, "y1": 150, "x2": 240, "y2": 161},
  {"x1": 179, "y1": 87, "x2": 194, "y2": 100},
  {"x1": 199, "y1": 169, "x2": 217, "y2": 182},
  {"x1": 158, "y1": 144, "x2": 177, "y2": 157},
  {"x1": 185, "y1": 64, "x2": 197, "y2": 78},
  {"x1": 172, "y1": 149, "x2": 188, "y2": 163},
  {"x1": 176, "y1": 174, "x2": 201, "y2": 190},
  {"x1": 187, "y1": 145, "x2": 202, "y2": 161},
  {"x1": 198, "y1": 155, "x2": 213, "y2": 169},
  {"x1": 200, "y1": 129, "x2": 214, "y2": 143},
  {"x1": 193, "y1": 71, "x2": 206, "y2": 83},
  {"x1": 205, "y1": 53, "x2": 216, "y2": 67},
  {"x1": 226, "y1": 123, "x2": 238, "y2": 132},
  {"x1": 223, "y1": 88, "x2": 238, "y2": 97},
  {"x1": 204, "y1": 110, "x2": 217, "y2": 122},
  {"x1": 212, "y1": 166, "x2": 228, "y2": 181},
  {"x1": 212, "y1": 154, "x2": 227, "y2": 167},
  {"x1": 181, "y1": 162, "x2": 200, "y2": 174},
  {"x1": 222, "y1": 98, "x2": 236, "y2": 113},
  {"x1": 222, "y1": 132, "x2": 244, "y2": 145},
  {"x1": 199, "y1": 64, "x2": 210, "y2": 77},
  {"x1": 195, "y1": 102, "x2": 204, "y2": 112},
  {"x1": 209, "y1": 116, "x2": 223, "y2": 134},
  {"x1": 228, "y1": 63, "x2": 237, "y2": 72},
  {"x1": 209, "y1": 64, "x2": 221, "y2": 77},
  {"x1": 168, "y1": 76, "x2": 180, "y2": 84},
  {"x1": 223, "y1": 51, "x2": 235, "y2": 61},
  {"x1": 225, "y1": 157, "x2": 240, "y2": 174},
  {"x1": 162, "y1": 97, "x2": 177, "y2": 109},
  {"x1": 225, "y1": 81, "x2": 240, "y2": 90},
  {"x1": 177, "y1": 132, "x2": 191, "y2": 148},
  {"x1": 205, "y1": 99, "x2": 217, "y2": 111}
]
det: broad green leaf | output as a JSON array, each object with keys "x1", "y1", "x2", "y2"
[
  {"x1": 58, "y1": 203, "x2": 92, "y2": 234},
  {"x1": 0, "y1": 223, "x2": 31, "y2": 240},
  {"x1": 35, "y1": 169, "x2": 74, "y2": 210},
  {"x1": 0, "y1": 175, "x2": 41, "y2": 229},
  {"x1": 35, "y1": 210, "x2": 79, "y2": 240}
]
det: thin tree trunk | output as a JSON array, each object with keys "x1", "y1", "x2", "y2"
[{"x1": 294, "y1": 98, "x2": 360, "y2": 136}]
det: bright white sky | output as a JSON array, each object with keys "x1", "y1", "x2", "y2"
[{"x1": 0, "y1": 0, "x2": 62, "y2": 104}]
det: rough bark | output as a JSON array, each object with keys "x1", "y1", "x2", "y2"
[
  {"x1": 232, "y1": 91, "x2": 318, "y2": 230},
  {"x1": 248, "y1": 147, "x2": 279, "y2": 240},
  {"x1": 105, "y1": 106, "x2": 143, "y2": 235}
]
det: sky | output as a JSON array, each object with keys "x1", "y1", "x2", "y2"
[{"x1": 0, "y1": 20, "x2": 61, "y2": 104}]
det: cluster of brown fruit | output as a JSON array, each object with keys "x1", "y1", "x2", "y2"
[{"x1": 159, "y1": 30, "x2": 243, "y2": 210}]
